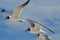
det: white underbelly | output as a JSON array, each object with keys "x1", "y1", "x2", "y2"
[
  {"x1": 10, "y1": 17, "x2": 19, "y2": 21},
  {"x1": 30, "y1": 30, "x2": 40, "y2": 34}
]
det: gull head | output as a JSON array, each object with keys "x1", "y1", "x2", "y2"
[
  {"x1": 25, "y1": 28, "x2": 31, "y2": 32},
  {"x1": 4, "y1": 16, "x2": 10, "y2": 20}
]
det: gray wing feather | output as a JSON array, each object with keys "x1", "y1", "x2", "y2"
[
  {"x1": 20, "y1": 0, "x2": 30, "y2": 7},
  {"x1": 39, "y1": 24, "x2": 55, "y2": 34},
  {"x1": 27, "y1": 19, "x2": 37, "y2": 27},
  {"x1": 12, "y1": 0, "x2": 30, "y2": 17}
]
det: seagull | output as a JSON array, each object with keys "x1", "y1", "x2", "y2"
[
  {"x1": 37, "y1": 34, "x2": 51, "y2": 40},
  {"x1": 3, "y1": 0, "x2": 30, "y2": 22},
  {"x1": 25, "y1": 19, "x2": 54, "y2": 35}
]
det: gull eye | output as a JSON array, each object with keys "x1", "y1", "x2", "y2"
[{"x1": 25, "y1": 28, "x2": 31, "y2": 32}]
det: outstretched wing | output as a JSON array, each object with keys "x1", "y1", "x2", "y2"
[
  {"x1": 12, "y1": 0, "x2": 30, "y2": 17},
  {"x1": 40, "y1": 24, "x2": 55, "y2": 34},
  {"x1": 27, "y1": 19, "x2": 35, "y2": 27},
  {"x1": 27, "y1": 19, "x2": 37, "y2": 27},
  {"x1": 27, "y1": 19, "x2": 42, "y2": 30}
]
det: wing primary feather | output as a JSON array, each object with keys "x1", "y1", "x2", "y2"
[
  {"x1": 12, "y1": 0, "x2": 30, "y2": 17},
  {"x1": 39, "y1": 24, "x2": 55, "y2": 33},
  {"x1": 20, "y1": 0, "x2": 30, "y2": 7},
  {"x1": 27, "y1": 19, "x2": 35, "y2": 27}
]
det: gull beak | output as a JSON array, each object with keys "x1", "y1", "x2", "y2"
[{"x1": 25, "y1": 28, "x2": 30, "y2": 32}]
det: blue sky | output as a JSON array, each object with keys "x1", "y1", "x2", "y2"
[{"x1": 0, "y1": 0, "x2": 60, "y2": 40}]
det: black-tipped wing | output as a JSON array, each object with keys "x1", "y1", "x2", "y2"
[
  {"x1": 12, "y1": 0, "x2": 30, "y2": 17},
  {"x1": 21, "y1": 0, "x2": 30, "y2": 7},
  {"x1": 40, "y1": 24, "x2": 54, "y2": 33},
  {"x1": 27, "y1": 19, "x2": 54, "y2": 33},
  {"x1": 27, "y1": 19, "x2": 41, "y2": 30}
]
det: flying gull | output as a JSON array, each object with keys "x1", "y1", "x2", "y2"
[
  {"x1": 25, "y1": 19, "x2": 54, "y2": 35},
  {"x1": 3, "y1": 0, "x2": 30, "y2": 22}
]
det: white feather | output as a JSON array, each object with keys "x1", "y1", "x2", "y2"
[{"x1": 40, "y1": 29, "x2": 46, "y2": 33}]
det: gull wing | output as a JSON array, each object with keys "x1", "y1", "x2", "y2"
[
  {"x1": 34, "y1": 23, "x2": 41, "y2": 30},
  {"x1": 12, "y1": 0, "x2": 30, "y2": 17},
  {"x1": 27, "y1": 19, "x2": 41, "y2": 30},
  {"x1": 27, "y1": 19, "x2": 37, "y2": 27},
  {"x1": 39, "y1": 24, "x2": 55, "y2": 33},
  {"x1": 27, "y1": 19, "x2": 54, "y2": 33}
]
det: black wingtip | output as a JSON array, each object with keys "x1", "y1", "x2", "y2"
[
  {"x1": 1, "y1": 9, "x2": 6, "y2": 12},
  {"x1": 40, "y1": 24, "x2": 55, "y2": 34},
  {"x1": 21, "y1": 0, "x2": 30, "y2": 6},
  {"x1": 49, "y1": 29, "x2": 55, "y2": 34},
  {"x1": 45, "y1": 27, "x2": 55, "y2": 34}
]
